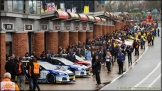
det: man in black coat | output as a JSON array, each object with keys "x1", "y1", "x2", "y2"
[
  {"x1": 157, "y1": 28, "x2": 160, "y2": 37},
  {"x1": 92, "y1": 55, "x2": 101, "y2": 85},
  {"x1": 5, "y1": 58, "x2": 16, "y2": 81},
  {"x1": 66, "y1": 51, "x2": 76, "y2": 62}
]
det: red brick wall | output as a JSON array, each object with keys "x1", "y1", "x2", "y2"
[
  {"x1": 78, "y1": 31, "x2": 86, "y2": 44},
  {"x1": 123, "y1": 20, "x2": 126, "y2": 27},
  {"x1": 0, "y1": 32, "x2": 6, "y2": 80},
  {"x1": 93, "y1": 24, "x2": 98, "y2": 39},
  {"x1": 102, "y1": 25, "x2": 106, "y2": 36},
  {"x1": 59, "y1": 32, "x2": 69, "y2": 49},
  {"x1": 86, "y1": 31, "x2": 93, "y2": 40},
  {"x1": 69, "y1": 32, "x2": 78, "y2": 46},
  {"x1": 98, "y1": 25, "x2": 102, "y2": 37},
  {"x1": 12, "y1": 32, "x2": 28, "y2": 57},
  {"x1": 106, "y1": 26, "x2": 109, "y2": 34},
  {"x1": 46, "y1": 32, "x2": 58, "y2": 54},
  {"x1": 32, "y1": 32, "x2": 44, "y2": 58}
]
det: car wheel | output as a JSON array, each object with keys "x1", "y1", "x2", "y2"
[{"x1": 47, "y1": 74, "x2": 56, "y2": 84}]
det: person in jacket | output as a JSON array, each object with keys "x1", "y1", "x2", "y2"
[
  {"x1": 117, "y1": 49, "x2": 125, "y2": 74},
  {"x1": 40, "y1": 51, "x2": 45, "y2": 60},
  {"x1": 126, "y1": 45, "x2": 133, "y2": 65},
  {"x1": 151, "y1": 34, "x2": 154, "y2": 46},
  {"x1": 28, "y1": 58, "x2": 40, "y2": 91},
  {"x1": 1, "y1": 72, "x2": 20, "y2": 91},
  {"x1": 114, "y1": 45, "x2": 119, "y2": 62},
  {"x1": 31, "y1": 51, "x2": 37, "y2": 59},
  {"x1": 157, "y1": 28, "x2": 160, "y2": 37},
  {"x1": 92, "y1": 55, "x2": 101, "y2": 85},
  {"x1": 85, "y1": 47, "x2": 92, "y2": 61},
  {"x1": 24, "y1": 52, "x2": 30, "y2": 61},
  {"x1": 15, "y1": 57, "x2": 26, "y2": 91},
  {"x1": 5, "y1": 58, "x2": 16, "y2": 81},
  {"x1": 66, "y1": 51, "x2": 76, "y2": 62},
  {"x1": 134, "y1": 41, "x2": 139, "y2": 56},
  {"x1": 26, "y1": 58, "x2": 34, "y2": 91},
  {"x1": 43, "y1": 53, "x2": 52, "y2": 63},
  {"x1": 91, "y1": 51, "x2": 96, "y2": 76},
  {"x1": 105, "y1": 52, "x2": 112, "y2": 73}
]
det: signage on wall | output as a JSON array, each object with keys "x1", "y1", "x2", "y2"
[
  {"x1": 41, "y1": 24, "x2": 48, "y2": 31},
  {"x1": 66, "y1": 26, "x2": 70, "y2": 30},
  {"x1": 2, "y1": 23, "x2": 14, "y2": 31},
  {"x1": 55, "y1": 26, "x2": 60, "y2": 30},
  {"x1": 24, "y1": 24, "x2": 33, "y2": 31},
  {"x1": 75, "y1": 27, "x2": 79, "y2": 30},
  {"x1": 83, "y1": 26, "x2": 86, "y2": 30},
  {"x1": 90, "y1": 27, "x2": 93, "y2": 30}
]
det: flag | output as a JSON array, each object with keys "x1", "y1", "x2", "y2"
[
  {"x1": 67, "y1": 9, "x2": 71, "y2": 13},
  {"x1": 84, "y1": 6, "x2": 89, "y2": 13},
  {"x1": 72, "y1": 7, "x2": 76, "y2": 13}
]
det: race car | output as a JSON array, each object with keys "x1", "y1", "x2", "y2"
[
  {"x1": 74, "y1": 55, "x2": 92, "y2": 67},
  {"x1": 51, "y1": 57, "x2": 91, "y2": 77},
  {"x1": 74, "y1": 55, "x2": 92, "y2": 72},
  {"x1": 22, "y1": 61, "x2": 75, "y2": 84}
]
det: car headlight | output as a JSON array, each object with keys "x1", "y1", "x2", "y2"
[{"x1": 58, "y1": 72, "x2": 67, "y2": 76}]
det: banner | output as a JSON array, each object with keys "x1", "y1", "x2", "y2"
[{"x1": 41, "y1": 2, "x2": 57, "y2": 12}]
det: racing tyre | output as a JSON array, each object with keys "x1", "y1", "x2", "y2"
[{"x1": 47, "y1": 74, "x2": 56, "y2": 84}]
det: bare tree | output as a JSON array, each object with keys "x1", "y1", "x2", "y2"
[{"x1": 105, "y1": 0, "x2": 116, "y2": 12}]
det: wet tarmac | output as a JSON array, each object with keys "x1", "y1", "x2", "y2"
[{"x1": 24, "y1": 48, "x2": 145, "y2": 90}]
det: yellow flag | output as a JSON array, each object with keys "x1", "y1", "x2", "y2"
[{"x1": 84, "y1": 6, "x2": 89, "y2": 13}]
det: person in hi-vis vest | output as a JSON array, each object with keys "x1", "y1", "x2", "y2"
[{"x1": 1, "y1": 72, "x2": 20, "y2": 91}]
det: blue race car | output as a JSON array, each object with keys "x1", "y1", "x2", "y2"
[
  {"x1": 51, "y1": 57, "x2": 91, "y2": 77},
  {"x1": 22, "y1": 61, "x2": 75, "y2": 84}
]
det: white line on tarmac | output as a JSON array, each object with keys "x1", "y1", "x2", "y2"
[
  {"x1": 148, "y1": 74, "x2": 161, "y2": 87},
  {"x1": 129, "y1": 46, "x2": 148, "y2": 70},
  {"x1": 132, "y1": 62, "x2": 161, "y2": 89}
]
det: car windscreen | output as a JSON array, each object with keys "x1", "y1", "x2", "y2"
[
  {"x1": 38, "y1": 62, "x2": 57, "y2": 70},
  {"x1": 58, "y1": 58, "x2": 74, "y2": 65}
]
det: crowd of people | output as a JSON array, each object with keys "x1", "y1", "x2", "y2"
[{"x1": 1, "y1": 20, "x2": 160, "y2": 90}]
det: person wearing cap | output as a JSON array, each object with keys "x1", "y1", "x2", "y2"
[
  {"x1": 1, "y1": 72, "x2": 20, "y2": 91},
  {"x1": 117, "y1": 49, "x2": 125, "y2": 74}
]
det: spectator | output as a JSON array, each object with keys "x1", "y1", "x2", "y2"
[
  {"x1": 43, "y1": 53, "x2": 52, "y2": 63},
  {"x1": 91, "y1": 51, "x2": 96, "y2": 76},
  {"x1": 26, "y1": 58, "x2": 34, "y2": 90},
  {"x1": 31, "y1": 51, "x2": 37, "y2": 59},
  {"x1": 6, "y1": 56, "x2": 11, "y2": 62},
  {"x1": 1, "y1": 72, "x2": 20, "y2": 91},
  {"x1": 92, "y1": 55, "x2": 101, "y2": 85},
  {"x1": 5, "y1": 58, "x2": 16, "y2": 81},
  {"x1": 85, "y1": 47, "x2": 92, "y2": 61},
  {"x1": 105, "y1": 52, "x2": 112, "y2": 73},
  {"x1": 66, "y1": 51, "x2": 76, "y2": 62},
  {"x1": 40, "y1": 51, "x2": 45, "y2": 59},
  {"x1": 15, "y1": 57, "x2": 26, "y2": 91},
  {"x1": 117, "y1": 49, "x2": 125, "y2": 74},
  {"x1": 157, "y1": 28, "x2": 160, "y2": 37},
  {"x1": 24, "y1": 52, "x2": 30, "y2": 61},
  {"x1": 126, "y1": 45, "x2": 133, "y2": 65},
  {"x1": 151, "y1": 34, "x2": 154, "y2": 46}
]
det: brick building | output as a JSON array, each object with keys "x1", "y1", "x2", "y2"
[{"x1": 0, "y1": 0, "x2": 127, "y2": 80}]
